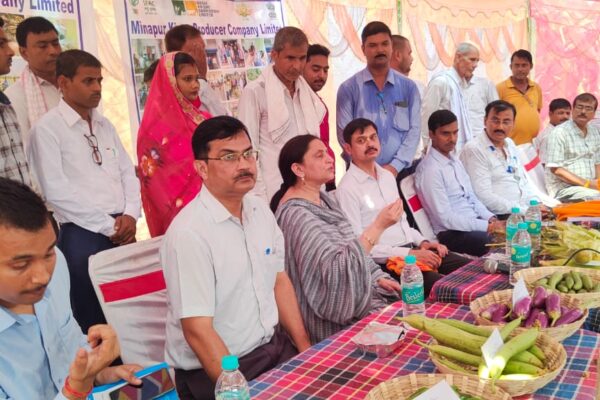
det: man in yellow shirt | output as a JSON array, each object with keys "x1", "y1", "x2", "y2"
[{"x1": 497, "y1": 49, "x2": 543, "y2": 145}]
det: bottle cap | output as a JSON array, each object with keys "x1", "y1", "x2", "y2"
[
  {"x1": 517, "y1": 222, "x2": 528, "y2": 230},
  {"x1": 405, "y1": 255, "x2": 417, "y2": 264},
  {"x1": 511, "y1": 207, "x2": 520, "y2": 213},
  {"x1": 529, "y1": 199, "x2": 539, "y2": 206},
  {"x1": 221, "y1": 355, "x2": 239, "y2": 371}
]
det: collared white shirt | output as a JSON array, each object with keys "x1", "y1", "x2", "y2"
[
  {"x1": 415, "y1": 147, "x2": 494, "y2": 234},
  {"x1": 161, "y1": 188, "x2": 283, "y2": 370},
  {"x1": 28, "y1": 99, "x2": 141, "y2": 237},
  {"x1": 460, "y1": 133, "x2": 536, "y2": 215},
  {"x1": 534, "y1": 123, "x2": 556, "y2": 164},
  {"x1": 199, "y1": 79, "x2": 228, "y2": 116},
  {"x1": 5, "y1": 78, "x2": 60, "y2": 151},
  {"x1": 336, "y1": 163, "x2": 425, "y2": 263}
]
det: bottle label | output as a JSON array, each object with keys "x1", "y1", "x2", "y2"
[
  {"x1": 402, "y1": 285, "x2": 424, "y2": 305},
  {"x1": 526, "y1": 220, "x2": 541, "y2": 235},
  {"x1": 506, "y1": 224, "x2": 518, "y2": 241},
  {"x1": 511, "y1": 244, "x2": 531, "y2": 263}
]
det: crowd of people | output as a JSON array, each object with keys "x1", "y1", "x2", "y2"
[{"x1": 0, "y1": 15, "x2": 598, "y2": 400}]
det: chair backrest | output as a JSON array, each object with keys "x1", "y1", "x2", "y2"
[
  {"x1": 400, "y1": 174, "x2": 436, "y2": 240},
  {"x1": 516, "y1": 143, "x2": 548, "y2": 195},
  {"x1": 89, "y1": 236, "x2": 167, "y2": 367}
]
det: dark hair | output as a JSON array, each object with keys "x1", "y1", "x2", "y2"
[
  {"x1": 391, "y1": 34, "x2": 409, "y2": 51},
  {"x1": 573, "y1": 93, "x2": 598, "y2": 110},
  {"x1": 342, "y1": 118, "x2": 378, "y2": 144},
  {"x1": 549, "y1": 98, "x2": 571, "y2": 112},
  {"x1": 143, "y1": 60, "x2": 159, "y2": 84},
  {"x1": 270, "y1": 134, "x2": 320, "y2": 212},
  {"x1": 361, "y1": 21, "x2": 391, "y2": 44},
  {"x1": 0, "y1": 177, "x2": 48, "y2": 231},
  {"x1": 192, "y1": 116, "x2": 250, "y2": 160},
  {"x1": 307, "y1": 44, "x2": 329, "y2": 61},
  {"x1": 0, "y1": 18, "x2": 4, "y2": 28},
  {"x1": 174, "y1": 52, "x2": 197, "y2": 76},
  {"x1": 510, "y1": 49, "x2": 533, "y2": 65},
  {"x1": 56, "y1": 49, "x2": 102, "y2": 79},
  {"x1": 165, "y1": 24, "x2": 200, "y2": 52},
  {"x1": 485, "y1": 100, "x2": 517, "y2": 119},
  {"x1": 428, "y1": 110, "x2": 458, "y2": 132},
  {"x1": 272, "y1": 27, "x2": 308, "y2": 52},
  {"x1": 16, "y1": 16, "x2": 57, "y2": 47}
]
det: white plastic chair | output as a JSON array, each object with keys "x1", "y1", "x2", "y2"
[
  {"x1": 400, "y1": 174, "x2": 436, "y2": 240},
  {"x1": 89, "y1": 236, "x2": 167, "y2": 367},
  {"x1": 516, "y1": 143, "x2": 559, "y2": 206}
]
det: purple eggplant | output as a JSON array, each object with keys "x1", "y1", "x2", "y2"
[
  {"x1": 491, "y1": 304, "x2": 510, "y2": 323},
  {"x1": 553, "y1": 308, "x2": 584, "y2": 326},
  {"x1": 534, "y1": 311, "x2": 549, "y2": 328},
  {"x1": 545, "y1": 293, "x2": 561, "y2": 326},
  {"x1": 532, "y1": 286, "x2": 548, "y2": 308},
  {"x1": 524, "y1": 308, "x2": 541, "y2": 328},
  {"x1": 481, "y1": 303, "x2": 505, "y2": 320},
  {"x1": 512, "y1": 296, "x2": 533, "y2": 320},
  {"x1": 560, "y1": 305, "x2": 569, "y2": 315}
]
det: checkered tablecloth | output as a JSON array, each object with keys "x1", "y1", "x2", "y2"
[{"x1": 249, "y1": 302, "x2": 599, "y2": 400}]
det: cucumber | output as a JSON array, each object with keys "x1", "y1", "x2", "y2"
[
  {"x1": 571, "y1": 271, "x2": 583, "y2": 291},
  {"x1": 581, "y1": 274, "x2": 594, "y2": 291}
]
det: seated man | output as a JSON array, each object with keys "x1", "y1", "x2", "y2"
[
  {"x1": 546, "y1": 93, "x2": 600, "y2": 202},
  {"x1": 415, "y1": 110, "x2": 504, "y2": 257},
  {"x1": 336, "y1": 118, "x2": 470, "y2": 296},
  {"x1": 460, "y1": 100, "x2": 542, "y2": 217},
  {"x1": 161, "y1": 116, "x2": 311, "y2": 400},
  {"x1": 0, "y1": 177, "x2": 141, "y2": 399},
  {"x1": 533, "y1": 98, "x2": 571, "y2": 165}
]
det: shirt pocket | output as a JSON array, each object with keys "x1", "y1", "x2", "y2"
[
  {"x1": 393, "y1": 106, "x2": 410, "y2": 132},
  {"x1": 100, "y1": 144, "x2": 121, "y2": 179}
]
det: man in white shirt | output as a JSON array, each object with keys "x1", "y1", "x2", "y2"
[
  {"x1": 336, "y1": 118, "x2": 470, "y2": 296},
  {"x1": 28, "y1": 50, "x2": 141, "y2": 333},
  {"x1": 534, "y1": 98, "x2": 572, "y2": 165},
  {"x1": 5, "y1": 17, "x2": 61, "y2": 151},
  {"x1": 238, "y1": 27, "x2": 326, "y2": 202},
  {"x1": 415, "y1": 110, "x2": 504, "y2": 257},
  {"x1": 164, "y1": 24, "x2": 228, "y2": 117},
  {"x1": 162, "y1": 116, "x2": 311, "y2": 399},
  {"x1": 421, "y1": 43, "x2": 498, "y2": 151},
  {"x1": 460, "y1": 100, "x2": 542, "y2": 217}
]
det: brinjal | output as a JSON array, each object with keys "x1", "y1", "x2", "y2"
[
  {"x1": 481, "y1": 303, "x2": 505, "y2": 320},
  {"x1": 512, "y1": 296, "x2": 532, "y2": 320},
  {"x1": 524, "y1": 308, "x2": 541, "y2": 328},
  {"x1": 553, "y1": 308, "x2": 584, "y2": 326},
  {"x1": 532, "y1": 286, "x2": 548, "y2": 308},
  {"x1": 534, "y1": 310, "x2": 549, "y2": 328},
  {"x1": 491, "y1": 304, "x2": 510, "y2": 323},
  {"x1": 545, "y1": 293, "x2": 561, "y2": 326}
]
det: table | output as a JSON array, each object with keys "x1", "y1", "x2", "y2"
[
  {"x1": 429, "y1": 258, "x2": 600, "y2": 333},
  {"x1": 249, "y1": 302, "x2": 599, "y2": 399}
]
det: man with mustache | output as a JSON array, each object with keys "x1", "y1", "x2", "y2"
[
  {"x1": 460, "y1": 100, "x2": 546, "y2": 217},
  {"x1": 534, "y1": 98, "x2": 572, "y2": 165},
  {"x1": 545, "y1": 93, "x2": 600, "y2": 202},
  {"x1": 27, "y1": 50, "x2": 141, "y2": 333},
  {"x1": 161, "y1": 116, "x2": 310, "y2": 399},
  {"x1": 336, "y1": 118, "x2": 470, "y2": 296},
  {"x1": 337, "y1": 21, "x2": 420, "y2": 180},
  {"x1": 421, "y1": 43, "x2": 498, "y2": 152},
  {"x1": 238, "y1": 27, "x2": 327, "y2": 202},
  {"x1": 415, "y1": 110, "x2": 503, "y2": 257}
]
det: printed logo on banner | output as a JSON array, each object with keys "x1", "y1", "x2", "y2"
[{"x1": 266, "y1": 3, "x2": 278, "y2": 19}]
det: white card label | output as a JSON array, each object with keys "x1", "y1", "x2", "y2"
[
  {"x1": 482, "y1": 328, "x2": 504, "y2": 369},
  {"x1": 413, "y1": 379, "x2": 461, "y2": 400},
  {"x1": 512, "y1": 278, "x2": 530, "y2": 308}
]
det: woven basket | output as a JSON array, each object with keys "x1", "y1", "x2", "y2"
[
  {"x1": 365, "y1": 373, "x2": 512, "y2": 400},
  {"x1": 469, "y1": 289, "x2": 588, "y2": 341},
  {"x1": 513, "y1": 266, "x2": 600, "y2": 308},
  {"x1": 430, "y1": 331, "x2": 566, "y2": 397}
]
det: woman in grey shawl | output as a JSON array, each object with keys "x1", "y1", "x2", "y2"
[{"x1": 270, "y1": 134, "x2": 402, "y2": 344}]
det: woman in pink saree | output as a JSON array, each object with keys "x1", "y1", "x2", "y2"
[{"x1": 137, "y1": 52, "x2": 212, "y2": 237}]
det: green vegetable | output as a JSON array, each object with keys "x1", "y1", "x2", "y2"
[
  {"x1": 488, "y1": 329, "x2": 539, "y2": 379},
  {"x1": 503, "y1": 360, "x2": 544, "y2": 375},
  {"x1": 510, "y1": 350, "x2": 543, "y2": 368},
  {"x1": 528, "y1": 345, "x2": 546, "y2": 361},
  {"x1": 571, "y1": 271, "x2": 583, "y2": 290},
  {"x1": 557, "y1": 284, "x2": 569, "y2": 293},
  {"x1": 564, "y1": 275, "x2": 575, "y2": 289},
  {"x1": 548, "y1": 271, "x2": 563, "y2": 289},
  {"x1": 437, "y1": 319, "x2": 491, "y2": 337},
  {"x1": 407, "y1": 387, "x2": 428, "y2": 400},
  {"x1": 594, "y1": 282, "x2": 600, "y2": 293},
  {"x1": 438, "y1": 356, "x2": 474, "y2": 374},
  {"x1": 498, "y1": 373, "x2": 536, "y2": 380},
  {"x1": 582, "y1": 274, "x2": 594, "y2": 290},
  {"x1": 416, "y1": 339, "x2": 481, "y2": 366},
  {"x1": 422, "y1": 319, "x2": 486, "y2": 355},
  {"x1": 396, "y1": 314, "x2": 427, "y2": 331},
  {"x1": 499, "y1": 317, "x2": 523, "y2": 341}
]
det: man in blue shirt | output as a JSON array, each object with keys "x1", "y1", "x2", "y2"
[
  {"x1": 0, "y1": 177, "x2": 141, "y2": 399},
  {"x1": 336, "y1": 21, "x2": 421, "y2": 178}
]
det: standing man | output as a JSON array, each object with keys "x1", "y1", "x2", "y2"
[
  {"x1": 162, "y1": 116, "x2": 310, "y2": 399},
  {"x1": 390, "y1": 34, "x2": 425, "y2": 97},
  {"x1": 0, "y1": 18, "x2": 31, "y2": 186},
  {"x1": 421, "y1": 43, "x2": 498, "y2": 151},
  {"x1": 6, "y1": 17, "x2": 61, "y2": 152},
  {"x1": 165, "y1": 24, "x2": 228, "y2": 116},
  {"x1": 28, "y1": 50, "x2": 141, "y2": 333},
  {"x1": 337, "y1": 21, "x2": 420, "y2": 179},
  {"x1": 534, "y1": 98, "x2": 571, "y2": 164},
  {"x1": 238, "y1": 27, "x2": 327, "y2": 201},
  {"x1": 496, "y1": 49, "x2": 543, "y2": 145},
  {"x1": 546, "y1": 93, "x2": 600, "y2": 202}
]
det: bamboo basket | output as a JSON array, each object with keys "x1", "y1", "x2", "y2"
[
  {"x1": 513, "y1": 266, "x2": 600, "y2": 308},
  {"x1": 365, "y1": 373, "x2": 512, "y2": 400},
  {"x1": 469, "y1": 289, "x2": 588, "y2": 341},
  {"x1": 430, "y1": 331, "x2": 566, "y2": 397}
]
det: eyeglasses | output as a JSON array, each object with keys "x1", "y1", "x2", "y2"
[
  {"x1": 376, "y1": 92, "x2": 387, "y2": 115},
  {"x1": 84, "y1": 132, "x2": 102, "y2": 165},
  {"x1": 199, "y1": 149, "x2": 259, "y2": 163},
  {"x1": 574, "y1": 104, "x2": 596, "y2": 112}
]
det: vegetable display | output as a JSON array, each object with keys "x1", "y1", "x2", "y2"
[
  {"x1": 534, "y1": 270, "x2": 600, "y2": 294},
  {"x1": 540, "y1": 222, "x2": 600, "y2": 268}
]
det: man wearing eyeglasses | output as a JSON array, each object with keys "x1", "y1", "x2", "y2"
[
  {"x1": 545, "y1": 93, "x2": 600, "y2": 202},
  {"x1": 27, "y1": 50, "x2": 141, "y2": 333},
  {"x1": 161, "y1": 116, "x2": 310, "y2": 399}
]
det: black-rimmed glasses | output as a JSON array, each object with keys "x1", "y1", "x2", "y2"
[
  {"x1": 198, "y1": 149, "x2": 259, "y2": 163},
  {"x1": 84, "y1": 132, "x2": 103, "y2": 165}
]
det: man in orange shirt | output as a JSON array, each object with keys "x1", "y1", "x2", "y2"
[{"x1": 497, "y1": 49, "x2": 542, "y2": 145}]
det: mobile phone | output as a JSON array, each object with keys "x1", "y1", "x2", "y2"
[{"x1": 90, "y1": 363, "x2": 176, "y2": 400}]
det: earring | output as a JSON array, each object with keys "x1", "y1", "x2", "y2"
[{"x1": 300, "y1": 176, "x2": 306, "y2": 185}]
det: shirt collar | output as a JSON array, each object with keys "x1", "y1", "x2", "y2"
[
  {"x1": 505, "y1": 77, "x2": 535, "y2": 89},
  {"x1": 57, "y1": 98, "x2": 104, "y2": 128},
  {"x1": 0, "y1": 307, "x2": 17, "y2": 333},
  {"x1": 347, "y1": 162, "x2": 379, "y2": 184},
  {"x1": 429, "y1": 147, "x2": 457, "y2": 165},
  {"x1": 270, "y1": 65, "x2": 301, "y2": 96},
  {"x1": 199, "y1": 187, "x2": 256, "y2": 224},
  {"x1": 449, "y1": 67, "x2": 471, "y2": 87},
  {"x1": 360, "y1": 68, "x2": 394, "y2": 86}
]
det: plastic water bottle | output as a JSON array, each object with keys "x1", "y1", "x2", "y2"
[
  {"x1": 510, "y1": 222, "x2": 531, "y2": 285},
  {"x1": 506, "y1": 207, "x2": 523, "y2": 256},
  {"x1": 215, "y1": 355, "x2": 250, "y2": 400},
  {"x1": 525, "y1": 199, "x2": 542, "y2": 253},
  {"x1": 401, "y1": 255, "x2": 425, "y2": 318}
]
